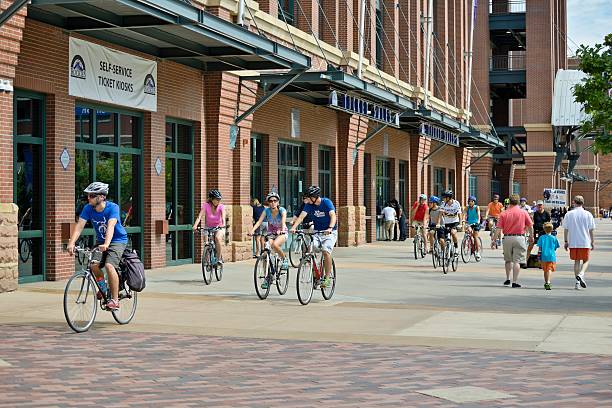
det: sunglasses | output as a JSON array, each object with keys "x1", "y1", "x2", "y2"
[
  {"x1": 87, "y1": 193, "x2": 99, "y2": 199},
  {"x1": 268, "y1": 199, "x2": 278, "y2": 203}
]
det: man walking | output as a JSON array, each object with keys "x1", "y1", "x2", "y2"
[
  {"x1": 562, "y1": 195, "x2": 595, "y2": 289},
  {"x1": 496, "y1": 194, "x2": 534, "y2": 288}
]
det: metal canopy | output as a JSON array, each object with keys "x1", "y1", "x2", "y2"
[
  {"x1": 249, "y1": 69, "x2": 503, "y2": 148},
  {"x1": 28, "y1": 0, "x2": 311, "y2": 72}
]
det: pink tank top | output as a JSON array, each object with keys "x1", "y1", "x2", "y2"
[{"x1": 202, "y1": 202, "x2": 224, "y2": 227}]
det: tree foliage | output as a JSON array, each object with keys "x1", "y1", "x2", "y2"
[{"x1": 573, "y1": 33, "x2": 612, "y2": 154}]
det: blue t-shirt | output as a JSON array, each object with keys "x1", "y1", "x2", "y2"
[
  {"x1": 252, "y1": 205, "x2": 265, "y2": 223},
  {"x1": 264, "y1": 207, "x2": 287, "y2": 234},
  {"x1": 466, "y1": 206, "x2": 479, "y2": 224},
  {"x1": 80, "y1": 202, "x2": 129, "y2": 244},
  {"x1": 537, "y1": 233, "x2": 560, "y2": 262},
  {"x1": 303, "y1": 197, "x2": 337, "y2": 232}
]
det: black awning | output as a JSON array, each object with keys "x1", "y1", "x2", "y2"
[{"x1": 28, "y1": 0, "x2": 310, "y2": 71}]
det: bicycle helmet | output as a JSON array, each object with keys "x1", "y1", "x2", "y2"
[
  {"x1": 442, "y1": 190, "x2": 454, "y2": 198},
  {"x1": 84, "y1": 182, "x2": 109, "y2": 195},
  {"x1": 468, "y1": 195, "x2": 477, "y2": 203},
  {"x1": 305, "y1": 185, "x2": 321, "y2": 198},
  {"x1": 520, "y1": 197, "x2": 527, "y2": 202},
  {"x1": 208, "y1": 189, "x2": 222, "y2": 199},
  {"x1": 266, "y1": 190, "x2": 280, "y2": 201},
  {"x1": 419, "y1": 194, "x2": 428, "y2": 200},
  {"x1": 504, "y1": 198, "x2": 510, "y2": 204},
  {"x1": 428, "y1": 195, "x2": 440, "y2": 204},
  {"x1": 492, "y1": 194, "x2": 500, "y2": 200}
]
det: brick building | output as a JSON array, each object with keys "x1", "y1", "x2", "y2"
[
  {"x1": 0, "y1": 0, "x2": 501, "y2": 289},
  {"x1": 469, "y1": 0, "x2": 603, "y2": 213}
]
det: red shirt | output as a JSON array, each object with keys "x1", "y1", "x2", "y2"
[
  {"x1": 412, "y1": 202, "x2": 428, "y2": 222},
  {"x1": 497, "y1": 205, "x2": 533, "y2": 235}
]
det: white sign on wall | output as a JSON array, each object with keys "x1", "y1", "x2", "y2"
[
  {"x1": 69, "y1": 37, "x2": 157, "y2": 111},
  {"x1": 543, "y1": 188, "x2": 567, "y2": 207}
]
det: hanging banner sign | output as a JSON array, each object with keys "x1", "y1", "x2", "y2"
[
  {"x1": 69, "y1": 37, "x2": 157, "y2": 112},
  {"x1": 543, "y1": 188, "x2": 567, "y2": 207},
  {"x1": 420, "y1": 123, "x2": 459, "y2": 146},
  {"x1": 328, "y1": 90, "x2": 400, "y2": 127}
]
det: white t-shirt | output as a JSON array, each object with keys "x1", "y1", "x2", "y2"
[
  {"x1": 562, "y1": 207, "x2": 595, "y2": 248},
  {"x1": 519, "y1": 204, "x2": 533, "y2": 214},
  {"x1": 382, "y1": 206, "x2": 396, "y2": 221},
  {"x1": 441, "y1": 200, "x2": 462, "y2": 224}
]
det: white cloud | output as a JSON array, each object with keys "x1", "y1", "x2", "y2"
[{"x1": 566, "y1": 0, "x2": 611, "y2": 52}]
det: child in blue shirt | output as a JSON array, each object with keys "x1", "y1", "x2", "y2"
[{"x1": 536, "y1": 222, "x2": 560, "y2": 290}]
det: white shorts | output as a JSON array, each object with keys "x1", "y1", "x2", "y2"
[{"x1": 314, "y1": 230, "x2": 338, "y2": 253}]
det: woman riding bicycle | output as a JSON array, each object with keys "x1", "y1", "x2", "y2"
[
  {"x1": 250, "y1": 189, "x2": 289, "y2": 287},
  {"x1": 427, "y1": 196, "x2": 443, "y2": 253},
  {"x1": 193, "y1": 189, "x2": 225, "y2": 265},
  {"x1": 465, "y1": 195, "x2": 481, "y2": 260}
]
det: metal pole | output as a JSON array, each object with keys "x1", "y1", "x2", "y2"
[
  {"x1": 357, "y1": 0, "x2": 366, "y2": 78},
  {"x1": 422, "y1": 0, "x2": 434, "y2": 108},
  {"x1": 466, "y1": 0, "x2": 477, "y2": 124},
  {"x1": 237, "y1": 0, "x2": 245, "y2": 26}
]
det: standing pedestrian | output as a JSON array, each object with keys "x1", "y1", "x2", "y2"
[
  {"x1": 562, "y1": 195, "x2": 595, "y2": 289},
  {"x1": 496, "y1": 194, "x2": 534, "y2": 288},
  {"x1": 381, "y1": 202, "x2": 396, "y2": 241},
  {"x1": 391, "y1": 199, "x2": 402, "y2": 240},
  {"x1": 536, "y1": 222, "x2": 560, "y2": 290}
]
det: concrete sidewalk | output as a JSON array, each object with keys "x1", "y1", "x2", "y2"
[{"x1": 2, "y1": 220, "x2": 611, "y2": 355}]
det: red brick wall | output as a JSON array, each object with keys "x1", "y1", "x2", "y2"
[{"x1": 599, "y1": 154, "x2": 612, "y2": 211}]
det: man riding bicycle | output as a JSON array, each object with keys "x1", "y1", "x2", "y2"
[
  {"x1": 67, "y1": 182, "x2": 129, "y2": 311},
  {"x1": 485, "y1": 194, "x2": 503, "y2": 230},
  {"x1": 465, "y1": 195, "x2": 482, "y2": 260},
  {"x1": 290, "y1": 185, "x2": 337, "y2": 288},
  {"x1": 440, "y1": 190, "x2": 463, "y2": 256},
  {"x1": 411, "y1": 194, "x2": 429, "y2": 252}
]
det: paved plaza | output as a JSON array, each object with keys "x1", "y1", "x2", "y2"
[{"x1": 1, "y1": 221, "x2": 612, "y2": 406}]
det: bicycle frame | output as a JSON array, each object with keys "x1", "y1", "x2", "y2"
[{"x1": 73, "y1": 247, "x2": 109, "y2": 304}]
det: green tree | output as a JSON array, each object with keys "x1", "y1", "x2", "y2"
[{"x1": 573, "y1": 33, "x2": 612, "y2": 154}]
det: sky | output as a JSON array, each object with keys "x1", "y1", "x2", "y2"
[{"x1": 566, "y1": 0, "x2": 611, "y2": 54}]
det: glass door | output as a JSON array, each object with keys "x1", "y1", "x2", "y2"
[
  {"x1": 14, "y1": 93, "x2": 46, "y2": 283},
  {"x1": 165, "y1": 120, "x2": 194, "y2": 265},
  {"x1": 278, "y1": 141, "x2": 306, "y2": 216}
]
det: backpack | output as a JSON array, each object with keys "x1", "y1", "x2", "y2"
[{"x1": 120, "y1": 249, "x2": 146, "y2": 292}]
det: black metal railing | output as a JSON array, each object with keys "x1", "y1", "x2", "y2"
[
  {"x1": 489, "y1": 54, "x2": 526, "y2": 71},
  {"x1": 489, "y1": 0, "x2": 526, "y2": 14}
]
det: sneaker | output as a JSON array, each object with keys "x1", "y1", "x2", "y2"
[
  {"x1": 106, "y1": 299, "x2": 120, "y2": 311},
  {"x1": 544, "y1": 283, "x2": 551, "y2": 290},
  {"x1": 503, "y1": 279, "x2": 511, "y2": 286},
  {"x1": 575, "y1": 282, "x2": 581, "y2": 290},
  {"x1": 512, "y1": 283, "x2": 522, "y2": 288},
  {"x1": 281, "y1": 258, "x2": 289, "y2": 270},
  {"x1": 261, "y1": 279, "x2": 269, "y2": 290},
  {"x1": 475, "y1": 253, "x2": 481, "y2": 261},
  {"x1": 576, "y1": 275, "x2": 587, "y2": 288},
  {"x1": 217, "y1": 259, "x2": 224, "y2": 265},
  {"x1": 321, "y1": 276, "x2": 332, "y2": 288}
]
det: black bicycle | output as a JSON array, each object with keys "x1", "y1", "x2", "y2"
[
  {"x1": 288, "y1": 229, "x2": 312, "y2": 267},
  {"x1": 295, "y1": 230, "x2": 337, "y2": 305},
  {"x1": 63, "y1": 247, "x2": 137, "y2": 333},
  {"x1": 440, "y1": 227, "x2": 459, "y2": 274},
  {"x1": 253, "y1": 232, "x2": 290, "y2": 299},
  {"x1": 197, "y1": 226, "x2": 226, "y2": 285}
]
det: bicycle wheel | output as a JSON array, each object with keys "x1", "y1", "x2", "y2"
[
  {"x1": 19, "y1": 239, "x2": 31, "y2": 263},
  {"x1": 254, "y1": 253, "x2": 271, "y2": 300},
  {"x1": 202, "y1": 246, "x2": 213, "y2": 285},
  {"x1": 215, "y1": 262, "x2": 223, "y2": 281},
  {"x1": 432, "y1": 243, "x2": 438, "y2": 269},
  {"x1": 63, "y1": 272, "x2": 98, "y2": 333},
  {"x1": 413, "y1": 235, "x2": 419, "y2": 259},
  {"x1": 419, "y1": 237, "x2": 426, "y2": 258},
  {"x1": 461, "y1": 236, "x2": 471, "y2": 263},
  {"x1": 321, "y1": 258, "x2": 336, "y2": 300},
  {"x1": 276, "y1": 262, "x2": 289, "y2": 295},
  {"x1": 289, "y1": 236, "x2": 303, "y2": 268},
  {"x1": 296, "y1": 256, "x2": 315, "y2": 305},
  {"x1": 451, "y1": 246, "x2": 459, "y2": 271},
  {"x1": 441, "y1": 245, "x2": 449, "y2": 275},
  {"x1": 112, "y1": 284, "x2": 137, "y2": 325}
]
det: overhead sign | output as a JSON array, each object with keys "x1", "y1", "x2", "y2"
[
  {"x1": 328, "y1": 90, "x2": 400, "y2": 127},
  {"x1": 420, "y1": 123, "x2": 459, "y2": 146},
  {"x1": 69, "y1": 37, "x2": 157, "y2": 112},
  {"x1": 543, "y1": 188, "x2": 567, "y2": 207}
]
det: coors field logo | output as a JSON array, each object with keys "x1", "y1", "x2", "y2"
[
  {"x1": 70, "y1": 55, "x2": 86, "y2": 79},
  {"x1": 144, "y1": 74, "x2": 156, "y2": 95}
]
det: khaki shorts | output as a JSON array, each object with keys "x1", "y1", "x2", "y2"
[
  {"x1": 502, "y1": 235, "x2": 527, "y2": 263},
  {"x1": 92, "y1": 242, "x2": 127, "y2": 271}
]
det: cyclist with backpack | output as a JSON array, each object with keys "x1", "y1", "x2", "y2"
[
  {"x1": 193, "y1": 189, "x2": 226, "y2": 265},
  {"x1": 67, "y1": 182, "x2": 129, "y2": 311}
]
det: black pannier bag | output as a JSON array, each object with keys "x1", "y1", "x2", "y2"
[{"x1": 120, "y1": 249, "x2": 146, "y2": 292}]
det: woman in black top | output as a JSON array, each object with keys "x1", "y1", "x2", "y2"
[{"x1": 528, "y1": 201, "x2": 551, "y2": 255}]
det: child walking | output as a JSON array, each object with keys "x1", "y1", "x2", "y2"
[{"x1": 536, "y1": 222, "x2": 559, "y2": 290}]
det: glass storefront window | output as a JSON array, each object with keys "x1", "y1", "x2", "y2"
[
  {"x1": 96, "y1": 111, "x2": 117, "y2": 145},
  {"x1": 376, "y1": 158, "x2": 391, "y2": 208},
  {"x1": 278, "y1": 141, "x2": 306, "y2": 216},
  {"x1": 120, "y1": 114, "x2": 140, "y2": 148},
  {"x1": 318, "y1": 146, "x2": 332, "y2": 199},
  {"x1": 250, "y1": 135, "x2": 263, "y2": 203},
  {"x1": 74, "y1": 107, "x2": 92, "y2": 143}
]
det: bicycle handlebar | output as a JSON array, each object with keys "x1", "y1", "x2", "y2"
[{"x1": 293, "y1": 229, "x2": 333, "y2": 235}]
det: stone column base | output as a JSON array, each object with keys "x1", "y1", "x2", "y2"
[
  {"x1": 337, "y1": 206, "x2": 356, "y2": 247},
  {"x1": 0, "y1": 204, "x2": 19, "y2": 293}
]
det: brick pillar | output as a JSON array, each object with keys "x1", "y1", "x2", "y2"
[
  {"x1": 409, "y1": 135, "x2": 432, "y2": 201},
  {"x1": 296, "y1": 0, "x2": 319, "y2": 38},
  {"x1": 351, "y1": 117, "x2": 368, "y2": 245},
  {"x1": 433, "y1": 0, "x2": 448, "y2": 102},
  {"x1": 409, "y1": 0, "x2": 422, "y2": 88},
  {"x1": 143, "y1": 111, "x2": 166, "y2": 270},
  {"x1": 339, "y1": 0, "x2": 354, "y2": 55},
  {"x1": 524, "y1": 154, "x2": 556, "y2": 202},
  {"x1": 0, "y1": 204, "x2": 18, "y2": 292},
  {"x1": 471, "y1": 153, "x2": 494, "y2": 201},
  {"x1": 258, "y1": 0, "x2": 278, "y2": 16},
  {"x1": 382, "y1": 0, "x2": 399, "y2": 76},
  {"x1": 455, "y1": 147, "x2": 472, "y2": 205},
  {"x1": 472, "y1": 0, "x2": 490, "y2": 126},
  {"x1": 306, "y1": 142, "x2": 318, "y2": 190},
  {"x1": 321, "y1": 0, "x2": 340, "y2": 47},
  {"x1": 493, "y1": 162, "x2": 512, "y2": 198},
  {"x1": 365, "y1": 152, "x2": 377, "y2": 242},
  {"x1": 45, "y1": 93, "x2": 76, "y2": 280},
  {"x1": 397, "y1": 0, "x2": 412, "y2": 83},
  {"x1": 193, "y1": 121, "x2": 205, "y2": 263}
]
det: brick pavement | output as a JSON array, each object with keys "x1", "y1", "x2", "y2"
[{"x1": 1, "y1": 325, "x2": 611, "y2": 407}]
